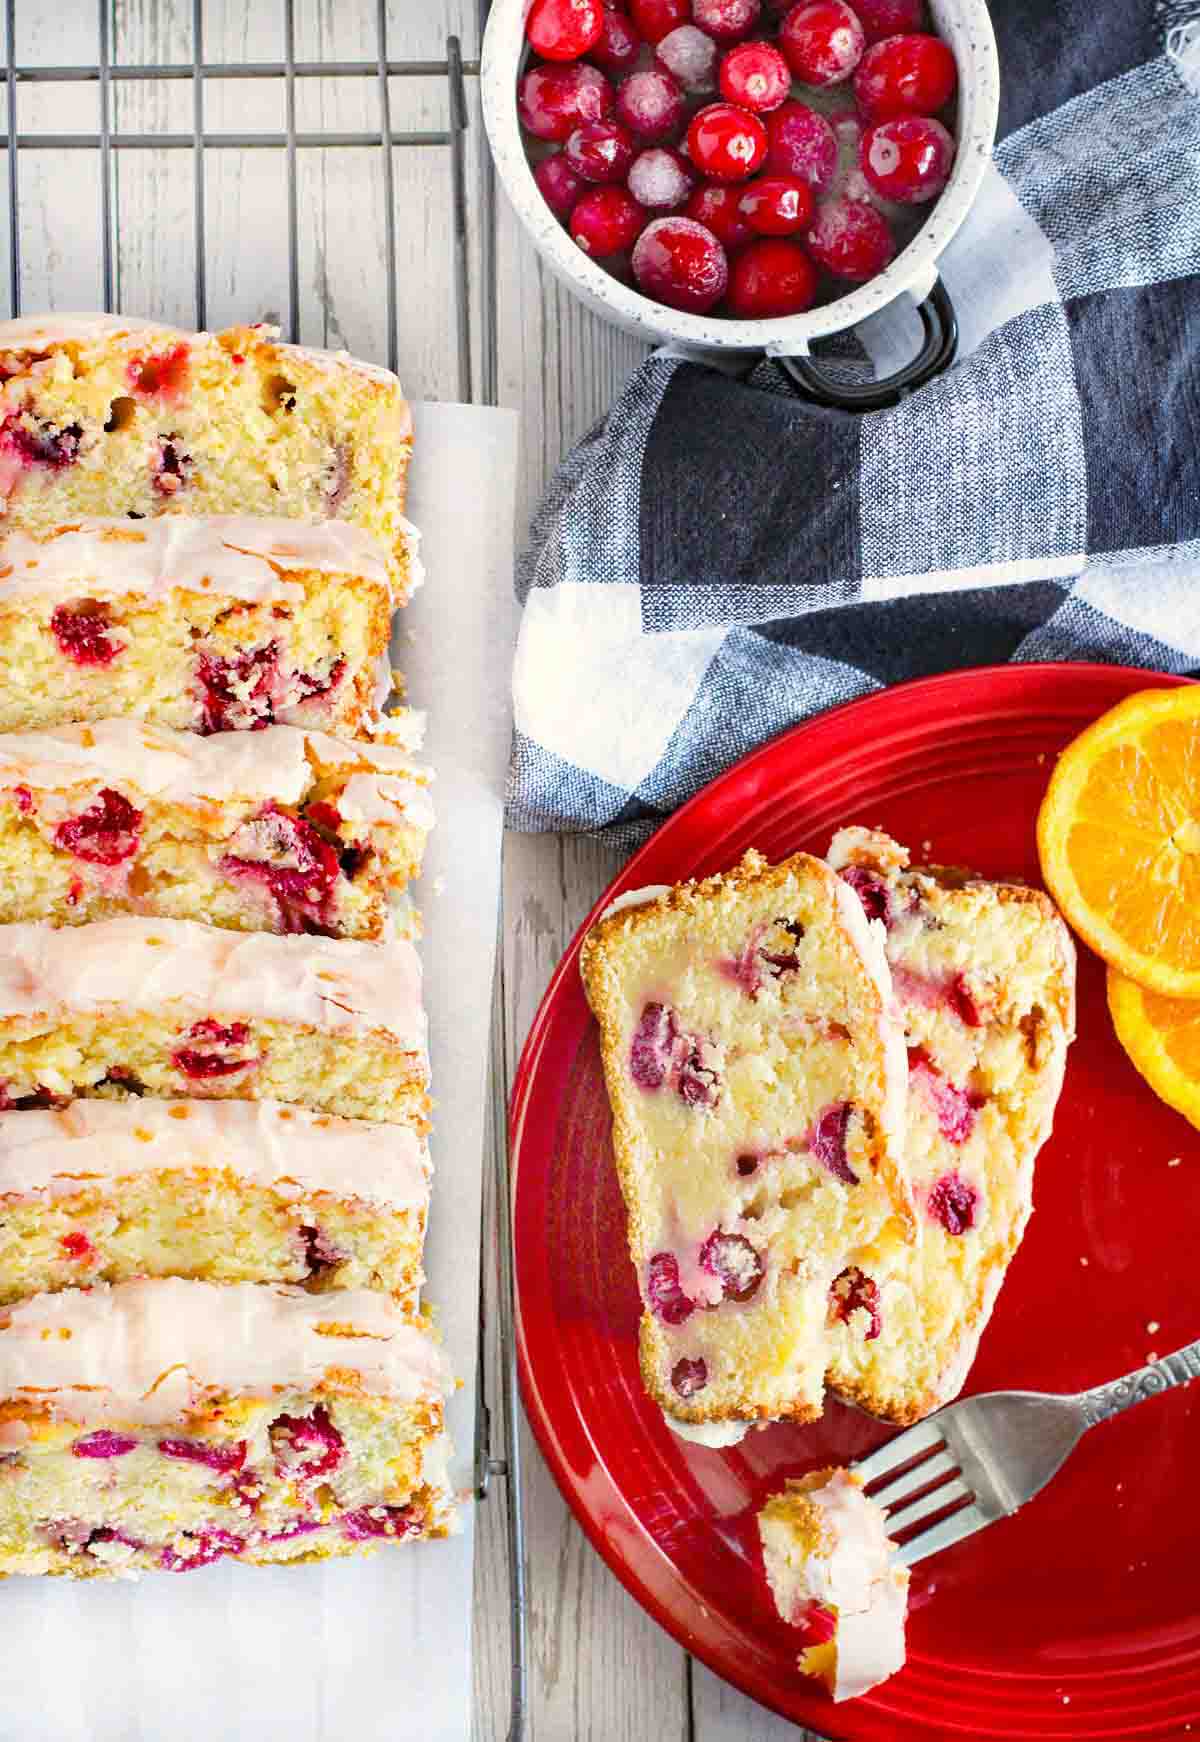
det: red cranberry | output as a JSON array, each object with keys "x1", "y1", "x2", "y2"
[
  {"x1": 526, "y1": 0, "x2": 604, "y2": 60},
  {"x1": 719, "y1": 39, "x2": 791, "y2": 111},
  {"x1": 655, "y1": 23, "x2": 718, "y2": 92},
  {"x1": 221, "y1": 803, "x2": 341, "y2": 932},
  {"x1": 862, "y1": 113, "x2": 953, "y2": 201},
  {"x1": 630, "y1": 1001, "x2": 676, "y2": 1088},
  {"x1": 340, "y1": 1505, "x2": 420, "y2": 1541},
  {"x1": 628, "y1": 146, "x2": 695, "y2": 209},
  {"x1": 738, "y1": 175, "x2": 814, "y2": 235},
  {"x1": 767, "y1": 100, "x2": 838, "y2": 189},
  {"x1": 807, "y1": 1101, "x2": 858, "y2": 1185},
  {"x1": 51, "y1": 600, "x2": 121, "y2": 668},
  {"x1": 564, "y1": 118, "x2": 636, "y2": 181},
  {"x1": 60, "y1": 1231, "x2": 95, "y2": 1262},
  {"x1": 299, "y1": 1223, "x2": 347, "y2": 1278},
  {"x1": 271, "y1": 1404, "x2": 345, "y2": 1479},
  {"x1": 12, "y1": 786, "x2": 32, "y2": 814},
  {"x1": 685, "y1": 182, "x2": 755, "y2": 247},
  {"x1": 692, "y1": 0, "x2": 762, "y2": 42},
  {"x1": 908, "y1": 1047, "x2": 985, "y2": 1144},
  {"x1": 699, "y1": 1230, "x2": 765, "y2": 1302},
  {"x1": 534, "y1": 152, "x2": 585, "y2": 222},
  {"x1": 195, "y1": 642, "x2": 279, "y2": 733},
  {"x1": 927, "y1": 1170, "x2": 979, "y2": 1236},
  {"x1": 628, "y1": 0, "x2": 689, "y2": 42},
  {"x1": 829, "y1": 1265, "x2": 882, "y2": 1339},
  {"x1": 0, "y1": 413, "x2": 82, "y2": 470},
  {"x1": 855, "y1": 32, "x2": 957, "y2": 119},
  {"x1": 590, "y1": 7, "x2": 642, "y2": 71},
  {"x1": 792, "y1": 1598, "x2": 838, "y2": 1645},
  {"x1": 726, "y1": 237, "x2": 819, "y2": 316},
  {"x1": 948, "y1": 971, "x2": 983, "y2": 1027},
  {"x1": 779, "y1": 0, "x2": 865, "y2": 85},
  {"x1": 805, "y1": 196, "x2": 895, "y2": 280},
  {"x1": 570, "y1": 185, "x2": 649, "y2": 254},
  {"x1": 671, "y1": 1356, "x2": 708, "y2": 1397},
  {"x1": 172, "y1": 1017, "x2": 256, "y2": 1081},
  {"x1": 632, "y1": 215, "x2": 729, "y2": 311},
  {"x1": 72, "y1": 1430, "x2": 139, "y2": 1459},
  {"x1": 854, "y1": 0, "x2": 925, "y2": 41},
  {"x1": 158, "y1": 1437, "x2": 247, "y2": 1474},
  {"x1": 160, "y1": 1528, "x2": 244, "y2": 1572},
  {"x1": 646, "y1": 1251, "x2": 696, "y2": 1324},
  {"x1": 128, "y1": 342, "x2": 190, "y2": 401},
  {"x1": 839, "y1": 864, "x2": 892, "y2": 926},
  {"x1": 615, "y1": 66, "x2": 686, "y2": 140},
  {"x1": 54, "y1": 788, "x2": 143, "y2": 866},
  {"x1": 152, "y1": 434, "x2": 193, "y2": 497},
  {"x1": 687, "y1": 101, "x2": 768, "y2": 181},
  {"x1": 519, "y1": 61, "x2": 614, "y2": 142}
]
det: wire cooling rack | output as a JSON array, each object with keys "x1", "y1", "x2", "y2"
[{"x1": 0, "y1": 5, "x2": 523, "y2": 1738}]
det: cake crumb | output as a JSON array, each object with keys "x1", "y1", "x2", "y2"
[
  {"x1": 1146, "y1": 1351, "x2": 1159, "y2": 1363},
  {"x1": 1146, "y1": 1319, "x2": 1160, "y2": 1335},
  {"x1": 1168, "y1": 1157, "x2": 1181, "y2": 1167},
  {"x1": 1079, "y1": 1256, "x2": 1088, "y2": 1266},
  {"x1": 1037, "y1": 752, "x2": 1046, "y2": 764}
]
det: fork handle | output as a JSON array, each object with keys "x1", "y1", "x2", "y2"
[{"x1": 1079, "y1": 1338, "x2": 1200, "y2": 1428}]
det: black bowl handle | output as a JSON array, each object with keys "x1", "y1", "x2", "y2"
[{"x1": 776, "y1": 277, "x2": 959, "y2": 412}]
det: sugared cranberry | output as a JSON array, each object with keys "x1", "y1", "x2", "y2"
[
  {"x1": 152, "y1": 434, "x2": 194, "y2": 497},
  {"x1": 766, "y1": 100, "x2": 839, "y2": 189},
  {"x1": 779, "y1": 0, "x2": 865, "y2": 85},
  {"x1": 726, "y1": 238, "x2": 819, "y2": 317},
  {"x1": 632, "y1": 215, "x2": 729, "y2": 312},
  {"x1": 526, "y1": 0, "x2": 605, "y2": 60},
  {"x1": 807, "y1": 1101, "x2": 859, "y2": 1185},
  {"x1": 627, "y1": 146, "x2": 695, "y2": 210},
  {"x1": 60, "y1": 1231, "x2": 95, "y2": 1262},
  {"x1": 590, "y1": 7, "x2": 642, "y2": 71},
  {"x1": 854, "y1": 32, "x2": 957, "y2": 119},
  {"x1": 534, "y1": 152, "x2": 585, "y2": 222},
  {"x1": 839, "y1": 864, "x2": 892, "y2": 925},
  {"x1": 572, "y1": 185, "x2": 648, "y2": 255},
  {"x1": 519, "y1": 61, "x2": 614, "y2": 142},
  {"x1": 792, "y1": 1598, "x2": 838, "y2": 1645},
  {"x1": 51, "y1": 600, "x2": 121, "y2": 668},
  {"x1": 565, "y1": 118, "x2": 636, "y2": 182},
  {"x1": 700, "y1": 1230, "x2": 765, "y2": 1302},
  {"x1": 0, "y1": 412, "x2": 83, "y2": 470},
  {"x1": 630, "y1": 1001, "x2": 676, "y2": 1089},
  {"x1": 829, "y1": 1265, "x2": 882, "y2": 1339},
  {"x1": 646, "y1": 1251, "x2": 696, "y2": 1325},
  {"x1": 54, "y1": 788, "x2": 142, "y2": 866},
  {"x1": 738, "y1": 175, "x2": 814, "y2": 235},
  {"x1": 628, "y1": 0, "x2": 689, "y2": 42},
  {"x1": 222, "y1": 803, "x2": 341, "y2": 932},
  {"x1": 927, "y1": 1170, "x2": 979, "y2": 1236},
  {"x1": 692, "y1": 0, "x2": 762, "y2": 42},
  {"x1": 685, "y1": 182, "x2": 755, "y2": 248},
  {"x1": 719, "y1": 39, "x2": 791, "y2": 111},
  {"x1": 128, "y1": 343, "x2": 190, "y2": 400},
  {"x1": 160, "y1": 1528, "x2": 243, "y2": 1572},
  {"x1": 615, "y1": 66, "x2": 686, "y2": 140},
  {"x1": 340, "y1": 1505, "x2": 419, "y2": 1541},
  {"x1": 805, "y1": 196, "x2": 895, "y2": 280},
  {"x1": 158, "y1": 1436, "x2": 247, "y2": 1474},
  {"x1": 195, "y1": 642, "x2": 278, "y2": 733},
  {"x1": 73, "y1": 1430, "x2": 139, "y2": 1459},
  {"x1": 270, "y1": 1404, "x2": 345, "y2": 1480},
  {"x1": 861, "y1": 114, "x2": 953, "y2": 202},
  {"x1": 687, "y1": 102, "x2": 768, "y2": 180},
  {"x1": 671, "y1": 1356, "x2": 708, "y2": 1397},
  {"x1": 655, "y1": 24, "x2": 718, "y2": 92},
  {"x1": 948, "y1": 972, "x2": 983, "y2": 1027},
  {"x1": 854, "y1": 0, "x2": 925, "y2": 41}
]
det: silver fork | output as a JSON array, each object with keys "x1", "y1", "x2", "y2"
[{"x1": 853, "y1": 1338, "x2": 1200, "y2": 1565}]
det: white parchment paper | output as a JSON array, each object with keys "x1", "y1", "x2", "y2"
[{"x1": 0, "y1": 402, "x2": 519, "y2": 1742}]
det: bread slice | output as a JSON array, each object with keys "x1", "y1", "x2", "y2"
[
  {"x1": 825, "y1": 829, "x2": 1076, "y2": 1424},
  {"x1": 758, "y1": 1466, "x2": 908, "y2": 1703},
  {"x1": 580, "y1": 850, "x2": 912, "y2": 1431}
]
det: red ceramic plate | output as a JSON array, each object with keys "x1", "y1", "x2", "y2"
[{"x1": 509, "y1": 664, "x2": 1200, "y2": 1741}]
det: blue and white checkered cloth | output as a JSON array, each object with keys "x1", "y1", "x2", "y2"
[{"x1": 507, "y1": 0, "x2": 1200, "y2": 840}]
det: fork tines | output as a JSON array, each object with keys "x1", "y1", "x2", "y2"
[{"x1": 856, "y1": 1423, "x2": 986, "y2": 1567}]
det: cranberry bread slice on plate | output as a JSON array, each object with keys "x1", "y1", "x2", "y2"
[
  {"x1": 826, "y1": 828, "x2": 1076, "y2": 1425},
  {"x1": 0, "y1": 314, "x2": 417, "y2": 598},
  {"x1": 0, "y1": 718, "x2": 432, "y2": 939},
  {"x1": 0, "y1": 915, "x2": 428, "y2": 1125},
  {"x1": 0, "y1": 1098, "x2": 430, "y2": 1311},
  {"x1": 0, "y1": 1278, "x2": 456, "y2": 1578},
  {"x1": 758, "y1": 1467, "x2": 908, "y2": 1703},
  {"x1": 0, "y1": 515, "x2": 414, "y2": 738},
  {"x1": 581, "y1": 850, "x2": 912, "y2": 1436}
]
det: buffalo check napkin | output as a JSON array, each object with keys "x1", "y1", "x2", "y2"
[{"x1": 507, "y1": 0, "x2": 1200, "y2": 842}]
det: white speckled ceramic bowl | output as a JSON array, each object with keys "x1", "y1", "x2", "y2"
[{"x1": 482, "y1": 0, "x2": 999, "y2": 395}]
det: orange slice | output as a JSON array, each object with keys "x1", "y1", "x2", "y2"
[
  {"x1": 1037, "y1": 685, "x2": 1200, "y2": 995},
  {"x1": 1108, "y1": 968, "x2": 1200, "y2": 1131}
]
